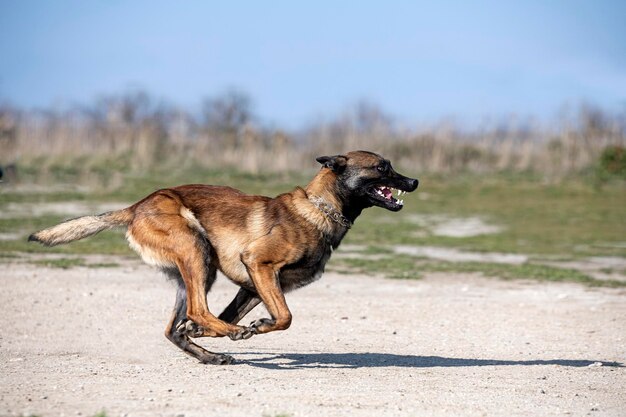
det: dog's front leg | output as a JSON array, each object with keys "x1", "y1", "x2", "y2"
[
  {"x1": 241, "y1": 255, "x2": 292, "y2": 335},
  {"x1": 249, "y1": 267, "x2": 292, "y2": 334}
]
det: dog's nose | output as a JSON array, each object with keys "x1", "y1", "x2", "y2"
[{"x1": 408, "y1": 178, "x2": 419, "y2": 191}]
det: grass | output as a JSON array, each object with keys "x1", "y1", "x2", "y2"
[
  {"x1": 345, "y1": 175, "x2": 626, "y2": 258},
  {"x1": 30, "y1": 258, "x2": 87, "y2": 269},
  {"x1": 0, "y1": 227, "x2": 133, "y2": 256},
  {"x1": 30, "y1": 258, "x2": 120, "y2": 269},
  {"x1": 334, "y1": 253, "x2": 626, "y2": 288},
  {"x1": 420, "y1": 260, "x2": 625, "y2": 287},
  {"x1": 1, "y1": 168, "x2": 625, "y2": 286}
]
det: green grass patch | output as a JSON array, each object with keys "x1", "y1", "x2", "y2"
[
  {"x1": 344, "y1": 176, "x2": 626, "y2": 257},
  {"x1": 332, "y1": 254, "x2": 626, "y2": 288},
  {"x1": 418, "y1": 261, "x2": 621, "y2": 287},
  {"x1": 0, "y1": 214, "x2": 72, "y2": 232},
  {"x1": 336, "y1": 255, "x2": 424, "y2": 280},
  {"x1": 0, "y1": 229, "x2": 132, "y2": 256},
  {"x1": 2, "y1": 170, "x2": 625, "y2": 274},
  {"x1": 28, "y1": 257, "x2": 119, "y2": 269},
  {"x1": 91, "y1": 165, "x2": 310, "y2": 203},
  {"x1": 30, "y1": 258, "x2": 86, "y2": 269}
]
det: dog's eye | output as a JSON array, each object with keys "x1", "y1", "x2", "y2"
[{"x1": 376, "y1": 164, "x2": 388, "y2": 173}]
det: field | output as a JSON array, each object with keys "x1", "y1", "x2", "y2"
[
  {"x1": 1, "y1": 167, "x2": 625, "y2": 287},
  {"x1": 1, "y1": 161, "x2": 625, "y2": 417}
]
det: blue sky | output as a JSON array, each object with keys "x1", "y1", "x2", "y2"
[{"x1": 1, "y1": 1, "x2": 625, "y2": 128}]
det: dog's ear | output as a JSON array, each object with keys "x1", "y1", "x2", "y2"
[{"x1": 316, "y1": 155, "x2": 347, "y2": 173}]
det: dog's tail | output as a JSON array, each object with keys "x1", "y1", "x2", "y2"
[{"x1": 28, "y1": 207, "x2": 134, "y2": 247}]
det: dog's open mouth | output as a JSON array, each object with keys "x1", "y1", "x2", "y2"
[{"x1": 368, "y1": 185, "x2": 410, "y2": 211}]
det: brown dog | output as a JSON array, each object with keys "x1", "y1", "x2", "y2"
[{"x1": 29, "y1": 150, "x2": 418, "y2": 364}]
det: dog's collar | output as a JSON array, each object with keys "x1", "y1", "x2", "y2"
[{"x1": 308, "y1": 195, "x2": 352, "y2": 229}]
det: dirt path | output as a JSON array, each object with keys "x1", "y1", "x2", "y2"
[{"x1": 1, "y1": 259, "x2": 624, "y2": 417}]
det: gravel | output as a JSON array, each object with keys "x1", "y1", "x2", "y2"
[{"x1": 1, "y1": 260, "x2": 624, "y2": 417}]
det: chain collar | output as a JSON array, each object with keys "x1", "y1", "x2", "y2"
[{"x1": 308, "y1": 195, "x2": 352, "y2": 229}]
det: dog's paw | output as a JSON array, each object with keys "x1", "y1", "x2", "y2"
[
  {"x1": 199, "y1": 352, "x2": 235, "y2": 365},
  {"x1": 249, "y1": 318, "x2": 275, "y2": 334},
  {"x1": 227, "y1": 326, "x2": 255, "y2": 341},
  {"x1": 175, "y1": 319, "x2": 205, "y2": 338}
]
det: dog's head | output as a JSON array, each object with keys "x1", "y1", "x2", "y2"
[{"x1": 316, "y1": 150, "x2": 418, "y2": 212}]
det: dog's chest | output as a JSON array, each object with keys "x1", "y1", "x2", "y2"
[{"x1": 279, "y1": 241, "x2": 333, "y2": 292}]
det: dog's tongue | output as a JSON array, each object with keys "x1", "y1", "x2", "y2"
[{"x1": 381, "y1": 187, "x2": 392, "y2": 199}]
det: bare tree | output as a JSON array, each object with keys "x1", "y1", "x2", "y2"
[{"x1": 202, "y1": 89, "x2": 254, "y2": 136}]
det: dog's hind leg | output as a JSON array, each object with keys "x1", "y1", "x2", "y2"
[
  {"x1": 165, "y1": 283, "x2": 234, "y2": 365},
  {"x1": 174, "y1": 250, "x2": 255, "y2": 340},
  {"x1": 127, "y1": 192, "x2": 253, "y2": 342},
  {"x1": 218, "y1": 288, "x2": 262, "y2": 324}
]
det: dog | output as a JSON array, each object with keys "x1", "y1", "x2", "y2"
[{"x1": 29, "y1": 150, "x2": 418, "y2": 364}]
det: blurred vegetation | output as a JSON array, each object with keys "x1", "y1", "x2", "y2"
[
  {"x1": 596, "y1": 145, "x2": 626, "y2": 184},
  {"x1": 1, "y1": 90, "x2": 625, "y2": 182},
  {"x1": 1, "y1": 90, "x2": 624, "y2": 286}
]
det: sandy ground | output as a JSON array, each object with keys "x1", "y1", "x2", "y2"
[{"x1": 1, "y1": 259, "x2": 625, "y2": 417}]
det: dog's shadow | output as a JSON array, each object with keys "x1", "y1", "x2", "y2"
[{"x1": 235, "y1": 352, "x2": 623, "y2": 370}]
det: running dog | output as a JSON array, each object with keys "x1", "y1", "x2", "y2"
[{"x1": 29, "y1": 150, "x2": 419, "y2": 364}]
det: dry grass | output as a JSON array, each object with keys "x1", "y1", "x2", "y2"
[{"x1": 1, "y1": 92, "x2": 624, "y2": 180}]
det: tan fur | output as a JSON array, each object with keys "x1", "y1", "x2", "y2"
[
  {"x1": 180, "y1": 206, "x2": 208, "y2": 237},
  {"x1": 29, "y1": 208, "x2": 133, "y2": 246}
]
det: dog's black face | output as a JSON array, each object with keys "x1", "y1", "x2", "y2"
[{"x1": 316, "y1": 150, "x2": 419, "y2": 212}]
